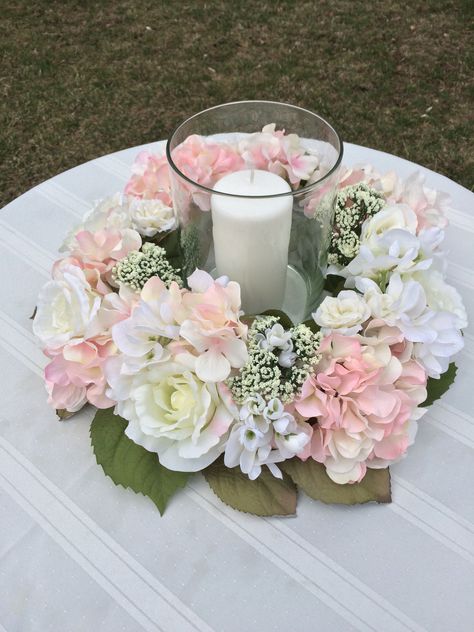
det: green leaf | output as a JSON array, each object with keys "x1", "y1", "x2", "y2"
[
  {"x1": 303, "y1": 318, "x2": 320, "y2": 334},
  {"x1": 203, "y1": 458, "x2": 297, "y2": 516},
  {"x1": 422, "y1": 363, "x2": 457, "y2": 408},
  {"x1": 281, "y1": 458, "x2": 391, "y2": 505},
  {"x1": 90, "y1": 408, "x2": 189, "y2": 515},
  {"x1": 56, "y1": 408, "x2": 76, "y2": 421},
  {"x1": 260, "y1": 309, "x2": 293, "y2": 328},
  {"x1": 324, "y1": 274, "x2": 346, "y2": 296},
  {"x1": 150, "y1": 228, "x2": 183, "y2": 272}
]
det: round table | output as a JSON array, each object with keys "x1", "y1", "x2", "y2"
[{"x1": 0, "y1": 142, "x2": 473, "y2": 632}]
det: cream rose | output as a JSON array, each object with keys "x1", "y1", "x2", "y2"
[
  {"x1": 121, "y1": 355, "x2": 237, "y2": 471},
  {"x1": 33, "y1": 264, "x2": 101, "y2": 349},
  {"x1": 313, "y1": 290, "x2": 370, "y2": 336},
  {"x1": 128, "y1": 198, "x2": 177, "y2": 237}
]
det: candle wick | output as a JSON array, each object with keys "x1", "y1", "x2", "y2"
[{"x1": 250, "y1": 169, "x2": 255, "y2": 184}]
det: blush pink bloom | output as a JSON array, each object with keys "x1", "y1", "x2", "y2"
[
  {"x1": 240, "y1": 124, "x2": 319, "y2": 188},
  {"x1": 171, "y1": 270, "x2": 248, "y2": 383},
  {"x1": 172, "y1": 134, "x2": 245, "y2": 189},
  {"x1": 45, "y1": 339, "x2": 117, "y2": 411},
  {"x1": 124, "y1": 151, "x2": 173, "y2": 206},
  {"x1": 42, "y1": 286, "x2": 134, "y2": 414},
  {"x1": 69, "y1": 228, "x2": 142, "y2": 280},
  {"x1": 170, "y1": 135, "x2": 245, "y2": 213},
  {"x1": 52, "y1": 256, "x2": 111, "y2": 295},
  {"x1": 387, "y1": 171, "x2": 449, "y2": 232},
  {"x1": 295, "y1": 333, "x2": 427, "y2": 484}
]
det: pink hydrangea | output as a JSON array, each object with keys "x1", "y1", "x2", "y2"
[
  {"x1": 45, "y1": 339, "x2": 117, "y2": 411},
  {"x1": 170, "y1": 270, "x2": 248, "y2": 383},
  {"x1": 295, "y1": 332, "x2": 427, "y2": 484},
  {"x1": 171, "y1": 134, "x2": 244, "y2": 190},
  {"x1": 69, "y1": 228, "x2": 142, "y2": 282},
  {"x1": 387, "y1": 171, "x2": 449, "y2": 232},
  {"x1": 42, "y1": 287, "x2": 134, "y2": 414},
  {"x1": 125, "y1": 151, "x2": 173, "y2": 206},
  {"x1": 239, "y1": 124, "x2": 319, "y2": 188}
]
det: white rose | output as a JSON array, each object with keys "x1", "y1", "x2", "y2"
[
  {"x1": 121, "y1": 356, "x2": 237, "y2": 471},
  {"x1": 324, "y1": 430, "x2": 374, "y2": 484},
  {"x1": 33, "y1": 264, "x2": 101, "y2": 349},
  {"x1": 128, "y1": 198, "x2": 177, "y2": 237},
  {"x1": 313, "y1": 290, "x2": 371, "y2": 335}
]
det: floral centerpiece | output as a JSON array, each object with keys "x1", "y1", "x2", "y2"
[{"x1": 33, "y1": 126, "x2": 466, "y2": 516}]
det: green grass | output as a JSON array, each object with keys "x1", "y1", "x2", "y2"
[{"x1": 1, "y1": 0, "x2": 472, "y2": 207}]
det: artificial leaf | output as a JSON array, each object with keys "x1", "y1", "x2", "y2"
[
  {"x1": 324, "y1": 274, "x2": 346, "y2": 296},
  {"x1": 203, "y1": 458, "x2": 297, "y2": 516},
  {"x1": 90, "y1": 408, "x2": 189, "y2": 514},
  {"x1": 281, "y1": 458, "x2": 391, "y2": 504},
  {"x1": 422, "y1": 363, "x2": 457, "y2": 408},
  {"x1": 303, "y1": 318, "x2": 320, "y2": 334},
  {"x1": 241, "y1": 314, "x2": 256, "y2": 327},
  {"x1": 56, "y1": 408, "x2": 75, "y2": 421},
  {"x1": 151, "y1": 228, "x2": 183, "y2": 272},
  {"x1": 260, "y1": 309, "x2": 294, "y2": 328}
]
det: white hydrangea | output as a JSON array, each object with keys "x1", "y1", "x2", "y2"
[
  {"x1": 412, "y1": 269, "x2": 467, "y2": 329},
  {"x1": 60, "y1": 193, "x2": 177, "y2": 253},
  {"x1": 356, "y1": 274, "x2": 464, "y2": 378},
  {"x1": 333, "y1": 203, "x2": 445, "y2": 287},
  {"x1": 60, "y1": 193, "x2": 131, "y2": 252},
  {"x1": 224, "y1": 395, "x2": 311, "y2": 480}
]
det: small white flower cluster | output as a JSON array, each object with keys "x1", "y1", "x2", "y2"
[
  {"x1": 228, "y1": 316, "x2": 321, "y2": 404},
  {"x1": 112, "y1": 242, "x2": 182, "y2": 291},
  {"x1": 328, "y1": 183, "x2": 385, "y2": 266},
  {"x1": 224, "y1": 394, "x2": 311, "y2": 480}
]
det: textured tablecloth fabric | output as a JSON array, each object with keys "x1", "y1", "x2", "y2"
[{"x1": 0, "y1": 141, "x2": 473, "y2": 632}]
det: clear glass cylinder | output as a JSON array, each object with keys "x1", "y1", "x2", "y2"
[{"x1": 166, "y1": 100, "x2": 343, "y2": 323}]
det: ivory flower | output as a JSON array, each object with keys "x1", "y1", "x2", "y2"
[
  {"x1": 128, "y1": 198, "x2": 177, "y2": 237},
  {"x1": 313, "y1": 290, "x2": 371, "y2": 336},
  {"x1": 108, "y1": 354, "x2": 237, "y2": 471},
  {"x1": 33, "y1": 264, "x2": 101, "y2": 349}
]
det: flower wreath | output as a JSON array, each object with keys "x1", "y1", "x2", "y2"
[{"x1": 33, "y1": 127, "x2": 466, "y2": 516}]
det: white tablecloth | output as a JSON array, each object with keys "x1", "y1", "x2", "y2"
[{"x1": 1, "y1": 141, "x2": 473, "y2": 632}]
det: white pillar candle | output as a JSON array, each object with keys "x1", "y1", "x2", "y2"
[{"x1": 211, "y1": 169, "x2": 293, "y2": 314}]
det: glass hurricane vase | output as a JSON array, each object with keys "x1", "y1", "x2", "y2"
[{"x1": 166, "y1": 100, "x2": 343, "y2": 323}]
